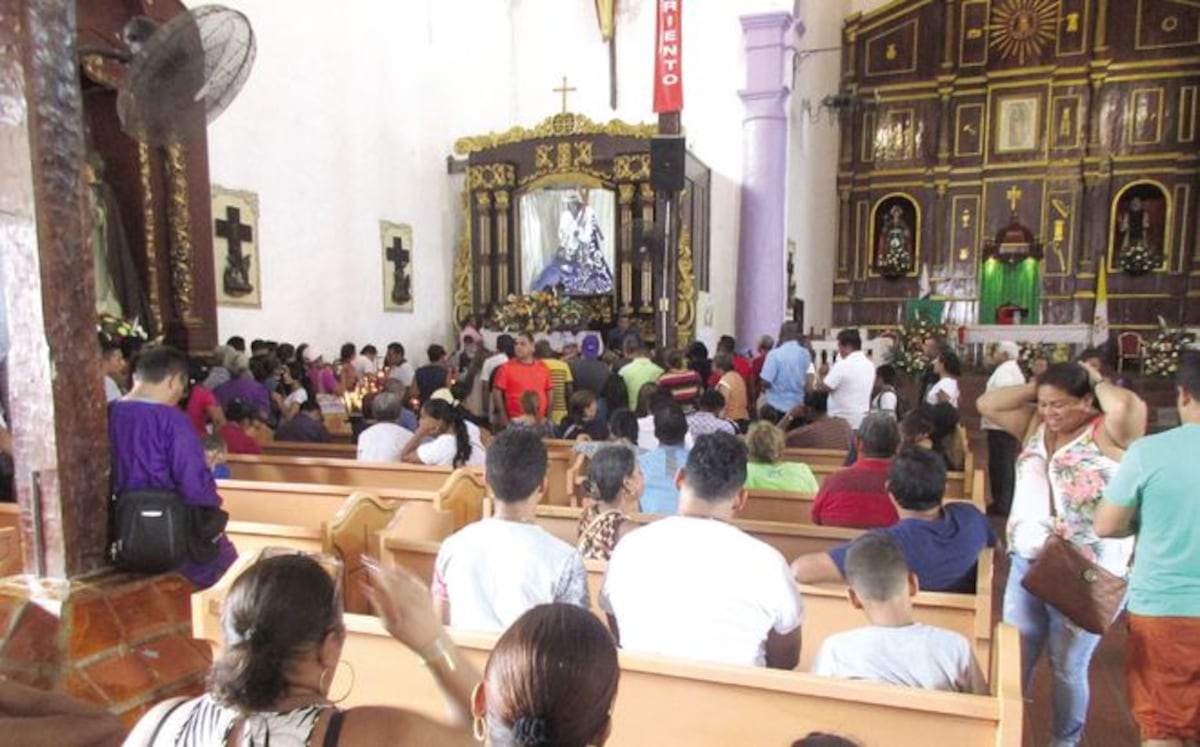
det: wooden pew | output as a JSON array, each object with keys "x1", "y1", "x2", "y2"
[
  {"x1": 0, "y1": 526, "x2": 21, "y2": 577},
  {"x1": 263, "y1": 440, "x2": 356, "y2": 459},
  {"x1": 192, "y1": 583, "x2": 1022, "y2": 746}
]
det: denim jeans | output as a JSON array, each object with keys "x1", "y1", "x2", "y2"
[{"x1": 1003, "y1": 554, "x2": 1102, "y2": 747}]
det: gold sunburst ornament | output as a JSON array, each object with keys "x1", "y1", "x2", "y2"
[{"x1": 989, "y1": 0, "x2": 1059, "y2": 65}]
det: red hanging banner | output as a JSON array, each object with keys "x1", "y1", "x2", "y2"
[{"x1": 653, "y1": 0, "x2": 683, "y2": 113}]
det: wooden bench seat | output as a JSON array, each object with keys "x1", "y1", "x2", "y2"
[{"x1": 192, "y1": 575, "x2": 1021, "y2": 746}]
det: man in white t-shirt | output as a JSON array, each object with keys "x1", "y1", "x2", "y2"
[
  {"x1": 432, "y1": 429, "x2": 587, "y2": 632},
  {"x1": 982, "y1": 341, "x2": 1025, "y2": 516},
  {"x1": 812, "y1": 533, "x2": 987, "y2": 694},
  {"x1": 356, "y1": 392, "x2": 413, "y2": 462},
  {"x1": 817, "y1": 329, "x2": 875, "y2": 429},
  {"x1": 601, "y1": 432, "x2": 803, "y2": 668}
]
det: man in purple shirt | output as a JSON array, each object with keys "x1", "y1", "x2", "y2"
[
  {"x1": 109, "y1": 346, "x2": 237, "y2": 588},
  {"x1": 213, "y1": 353, "x2": 271, "y2": 420}
]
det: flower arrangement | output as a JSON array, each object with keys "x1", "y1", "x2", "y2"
[
  {"x1": 1017, "y1": 342, "x2": 1053, "y2": 377},
  {"x1": 96, "y1": 313, "x2": 147, "y2": 348},
  {"x1": 1143, "y1": 320, "x2": 1197, "y2": 378},
  {"x1": 491, "y1": 291, "x2": 590, "y2": 335},
  {"x1": 887, "y1": 313, "x2": 949, "y2": 376},
  {"x1": 878, "y1": 243, "x2": 913, "y2": 279},
  {"x1": 1118, "y1": 244, "x2": 1159, "y2": 275}
]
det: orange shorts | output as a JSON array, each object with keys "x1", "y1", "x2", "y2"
[{"x1": 1127, "y1": 614, "x2": 1200, "y2": 741}]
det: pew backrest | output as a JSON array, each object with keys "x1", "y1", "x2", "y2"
[
  {"x1": 226, "y1": 454, "x2": 460, "y2": 492},
  {"x1": 0, "y1": 526, "x2": 21, "y2": 577}
]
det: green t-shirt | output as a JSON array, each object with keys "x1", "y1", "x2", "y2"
[
  {"x1": 744, "y1": 461, "x2": 820, "y2": 493},
  {"x1": 620, "y1": 357, "x2": 665, "y2": 411},
  {"x1": 1104, "y1": 423, "x2": 1200, "y2": 617}
]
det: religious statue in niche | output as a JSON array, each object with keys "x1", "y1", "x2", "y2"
[
  {"x1": 520, "y1": 187, "x2": 616, "y2": 296},
  {"x1": 1113, "y1": 183, "x2": 1167, "y2": 275},
  {"x1": 873, "y1": 197, "x2": 917, "y2": 278},
  {"x1": 381, "y1": 221, "x2": 415, "y2": 312},
  {"x1": 211, "y1": 185, "x2": 261, "y2": 308},
  {"x1": 87, "y1": 152, "x2": 154, "y2": 332}
]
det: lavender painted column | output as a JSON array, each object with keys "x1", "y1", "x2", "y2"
[{"x1": 736, "y1": 12, "x2": 795, "y2": 347}]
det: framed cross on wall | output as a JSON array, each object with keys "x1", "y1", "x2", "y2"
[
  {"x1": 380, "y1": 220, "x2": 414, "y2": 312},
  {"x1": 211, "y1": 185, "x2": 262, "y2": 307}
]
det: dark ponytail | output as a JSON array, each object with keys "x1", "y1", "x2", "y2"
[
  {"x1": 208, "y1": 555, "x2": 340, "y2": 711},
  {"x1": 424, "y1": 398, "x2": 473, "y2": 467}
]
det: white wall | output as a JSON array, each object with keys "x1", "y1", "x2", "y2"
[{"x1": 195, "y1": 0, "x2": 792, "y2": 357}]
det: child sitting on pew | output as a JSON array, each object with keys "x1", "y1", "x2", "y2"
[
  {"x1": 432, "y1": 429, "x2": 588, "y2": 632},
  {"x1": 202, "y1": 434, "x2": 230, "y2": 480},
  {"x1": 811, "y1": 533, "x2": 987, "y2": 694}
]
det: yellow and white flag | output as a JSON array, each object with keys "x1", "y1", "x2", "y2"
[{"x1": 1090, "y1": 262, "x2": 1109, "y2": 346}]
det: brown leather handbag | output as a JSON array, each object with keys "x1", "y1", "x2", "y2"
[{"x1": 1021, "y1": 483, "x2": 1127, "y2": 634}]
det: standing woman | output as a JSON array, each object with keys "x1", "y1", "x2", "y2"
[
  {"x1": 925, "y1": 350, "x2": 963, "y2": 408},
  {"x1": 577, "y1": 445, "x2": 643, "y2": 561},
  {"x1": 977, "y1": 361, "x2": 1145, "y2": 747}
]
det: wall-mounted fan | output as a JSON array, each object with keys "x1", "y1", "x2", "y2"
[{"x1": 82, "y1": 5, "x2": 256, "y2": 146}]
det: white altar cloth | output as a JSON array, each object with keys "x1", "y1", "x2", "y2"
[{"x1": 963, "y1": 324, "x2": 1092, "y2": 345}]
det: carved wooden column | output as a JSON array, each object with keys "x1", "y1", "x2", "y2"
[
  {"x1": 474, "y1": 191, "x2": 493, "y2": 309},
  {"x1": 617, "y1": 183, "x2": 636, "y2": 314},
  {"x1": 494, "y1": 190, "x2": 512, "y2": 299},
  {"x1": 637, "y1": 183, "x2": 656, "y2": 315}
]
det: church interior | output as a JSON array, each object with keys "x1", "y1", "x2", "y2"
[{"x1": 1, "y1": 0, "x2": 1199, "y2": 744}]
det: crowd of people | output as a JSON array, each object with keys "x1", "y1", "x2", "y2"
[{"x1": 85, "y1": 318, "x2": 1200, "y2": 746}]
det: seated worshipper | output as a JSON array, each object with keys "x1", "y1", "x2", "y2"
[
  {"x1": 401, "y1": 397, "x2": 486, "y2": 467},
  {"x1": 214, "y1": 353, "x2": 271, "y2": 421},
  {"x1": 925, "y1": 350, "x2": 962, "y2": 408},
  {"x1": 534, "y1": 340, "x2": 574, "y2": 424},
  {"x1": 926, "y1": 402, "x2": 966, "y2": 471},
  {"x1": 792, "y1": 734, "x2": 861, "y2": 747},
  {"x1": 101, "y1": 337, "x2": 128, "y2": 403},
  {"x1": 709, "y1": 334, "x2": 755, "y2": 387},
  {"x1": 636, "y1": 385, "x2": 696, "y2": 450},
  {"x1": 492, "y1": 332, "x2": 552, "y2": 428},
  {"x1": 356, "y1": 391, "x2": 414, "y2": 462},
  {"x1": 638, "y1": 404, "x2": 692, "y2": 514},
  {"x1": 870, "y1": 364, "x2": 900, "y2": 418},
  {"x1": 0, "y1": 677, "x2": 124, "y2": 747},
  {"x1": 384, "y1": 341, "x2": 417, "y2": 392},
  {"x1": 336, "y1": 342, "x2": 360, "y2": 392},
  {"x1": 811, "y1": 413, "x2": 900, "y2": 528},
  {"x1": 475, "y1": 603, "x2": 619, "y2": 747},
  {"x1": 432, "y1": 430, "x2": 587, "y2": 632},
  {"x1": 184, "y1": 360, "x2": 226, "y2": 437},
  {"x1": 601, "y1": 432, "x2": 803, "y2": 668},
  {"x1": 686, "y1": 340, "x2": 713, "y2": 386},
  {"x1": 564, "y1": 339, "x2": 612, "y2": 419},
  {"x1": 686, "y1": 389, "x2": 737, "y2": 437},
  {"x1": 744, "y1": 421, "x2": 819, "y2": 493},
  {"x1": 202, "y1": 434, "x2": 230, "y2": 480},
  {"x1": 201, "y1": 344, "x2": 235, "y2": 392},
  {"x1": 127, "y1": 554, "x2": 481, "y2": 746},
  {"x1": 811, "y1": 534, "x2": 987, "y2": 694},
  {"x1": 304, "y1": 347, "x2": 341, "y2": 396},
  {"x1": 900, "y1": 408, "x2": 934, "y2": 450},
  {"x1": 619, "y1": 337, "x2": 665, "y2": 410},
  {"x1": 274, "y1": 399, "x2": 332, "y2": 443},
  {"x1": 415, "y1": 344, "x2": 451, "y2": 405},
  {"x1": 217, "y1": 398, "x2": 263, "y2": 455},
  {"x1": 108, "y1": 346, "x2": 236, "y2": 588},
  {"x1": 571, "y1": 407, "x2": 641, "y2": 458},
  {"x1": 792, "y1": 447, "x2": 994, "y2": 593},
  {"x1": 784, "y1": 390, "x2": 854, "y2": 450},
  {"x1": 577, "y1": 444, "x2": 644, "y2": 561},
  {"x1": 713, "y1": 353, "x2": 751, "y2": 429},
  {"x1": 507, "y1": 390, "x2": 558, "y2": 438},
  {"x1": 558, "y1": 390, "x2": 609, "y2": 441},
  {"x1": 658, "y1": 349, "x2": 703, "y2": 408}
]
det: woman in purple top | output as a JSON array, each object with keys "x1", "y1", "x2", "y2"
[{"x1": 109, "y1": 346, "x2": 237, "y2": 589}]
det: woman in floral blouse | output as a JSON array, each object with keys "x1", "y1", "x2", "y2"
[
  {"x1": 978, "y1": 361, "x2": 1145, "y2": 747},
  {"x1": 577, "y1": 445, "x2": 644, "y2": 561}
]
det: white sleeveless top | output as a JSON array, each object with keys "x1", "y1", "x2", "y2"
[
  {"x1": 155, "y1": 695, "x2": 334, "y2": 747},
  {"x1": 1007, "y1": 417, "x2": 1133, "y2": 575}
]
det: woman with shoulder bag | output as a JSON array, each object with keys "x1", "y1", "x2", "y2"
[{"x1": 977, "y1": 361, "x2": 1145, "y2": 747}]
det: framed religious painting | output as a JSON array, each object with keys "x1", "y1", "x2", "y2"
[
  {"x1": 518, "y1": 186, "x2": 617, "y2": 296},
  {"x1": 995, "y1": 95, "x2": 1040, "y2": 154},
  {"x1": 381, "y1": 221, "x2": 414, "y2": 312},
  {"x1": 211, "y1": 185, "x2": 262, "y2": 308}
]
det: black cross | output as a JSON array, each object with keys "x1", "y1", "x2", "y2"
[
  {"x1": 215, "y1": 206, "x2": 253, "y2": 261},
  {"x1": 386, "y1": 236, "x2": 409, "y2": 269}
]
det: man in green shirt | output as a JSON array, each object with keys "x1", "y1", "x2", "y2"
[
  {"x1": 619, "y1": 337, "x2": 663, "y2": 411},
  {"x1": 1097, "y1": 349, "x2": 1200, "y2": 746}
]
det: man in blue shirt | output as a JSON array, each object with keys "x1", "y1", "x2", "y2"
[
  {"x1": 759, "y1": 321, "x2": 813, "y2": 420},
  {"x1": 638, "y1": 405, "x2": 691, "y2": 514},
  {"x1": 791, "y1": 447, "x2": 995, "y2": 593}
]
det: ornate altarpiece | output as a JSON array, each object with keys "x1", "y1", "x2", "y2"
[
  {"x1": 835, "y1": 0, "x2": 1200, "y2": 333},
  {"x1": 77, "y1": 0, "x2": 219, "y2": 353},
  {"x1": 452, "y1": 113, "x2": 711, "y2": 349}
]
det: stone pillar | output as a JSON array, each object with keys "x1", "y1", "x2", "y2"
[{"x1": 736, "y1": 11, "x2": 794, "y2": 347}]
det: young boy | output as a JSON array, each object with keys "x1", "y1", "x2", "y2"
[
  {"x1": 201, "y1": 434, "x2": 230, "y2": 480},
  {"x1": 811, "y1": 533, "x2": 987, "y2": 693},
  {"x1": 432, "y1": 429, "x2": 587, "y2": 632}
]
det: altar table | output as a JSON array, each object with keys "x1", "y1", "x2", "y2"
[{"x1": 963, "y1": 324, "x2": 1092, "y2": 345}]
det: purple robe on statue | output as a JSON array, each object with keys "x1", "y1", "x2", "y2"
[{"x1": 109, "y1": 400, "x2": 237, "y2": 588}]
